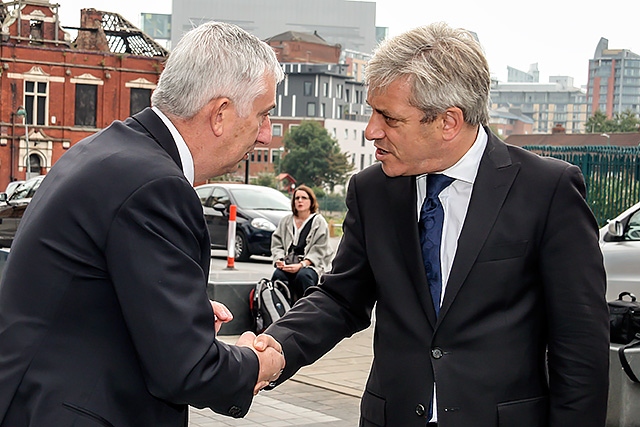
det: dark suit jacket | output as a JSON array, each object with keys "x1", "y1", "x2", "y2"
[
  {"x1": 266, "y1": 130, "x2": 609, "y2": 427},
  {"x1": 0, "y1": 109, "x2": 259, "y2": 426}
]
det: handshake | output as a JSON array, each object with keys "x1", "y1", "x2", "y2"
[{"x1": 211, "y1": 300, "x2": 285, "y2": 395}]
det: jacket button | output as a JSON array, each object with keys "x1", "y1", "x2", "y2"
[
  {"x1": 431, "y1": 347, "x2": 443, "y2": 359},
  {"x1": 228, "y1": 405, "x2": 242, "y2": 417},
  {"x1": 415, "y1": 403, "x2": 426, "y2": 416}
]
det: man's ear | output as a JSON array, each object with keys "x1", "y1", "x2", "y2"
[
  {"x1": 210, "y1": 98, "x2": 231, "y2": 137},
  {"x1": 441, "y1": 107, "x2": 464, "y2": 141}
]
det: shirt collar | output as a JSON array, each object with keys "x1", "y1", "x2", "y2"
[{"x1": 151, "y1": 106, "x2": 195, "y2": 185}]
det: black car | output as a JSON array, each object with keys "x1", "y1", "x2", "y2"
[
  {"x1": 194, "y1": 183, "x2": 292, "y2": 261},
  {"x1": 0, "y1": 175, "x2": 45, "y2": 247}
]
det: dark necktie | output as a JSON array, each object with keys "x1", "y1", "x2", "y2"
[{"x1": 420, "y1": 174, "x2": 454, "y2": 317}]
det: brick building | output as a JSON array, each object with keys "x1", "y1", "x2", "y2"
[
  {"x1": 265, "y1": 31, "x2": 341, "y2": 64},
  {"x1": 0, "y1": 0, "x2": 167, "y2": 190}
]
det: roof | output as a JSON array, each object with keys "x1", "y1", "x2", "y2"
[
  {"x1": 265, "y1": 30, "x2": 330, "y2": 46},
  {"x1": 505, "y1": 133, "x2": 640, "y2": 148},
  {"x1": 73, "y1": 10, "x2": 168, "y2": 57}
]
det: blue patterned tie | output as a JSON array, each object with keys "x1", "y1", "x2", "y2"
[{"x1": 420, "y1": 174, "x2": 454, "y2": 317}]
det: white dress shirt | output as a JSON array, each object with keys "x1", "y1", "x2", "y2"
[{"x1": 415, "y1": 125, "x2": 487, "y2": 422}]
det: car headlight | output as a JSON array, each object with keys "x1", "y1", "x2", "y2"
[{"x1": 251, "y1": 217, "x2": 276, "y2": 232}]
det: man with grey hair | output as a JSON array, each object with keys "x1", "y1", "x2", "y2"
[
  {"x1": 0, "y1": 21, "x2": 284, "y2": 426},
  {"x1": 260, "y1": 22, "x2": 609, "y2": 426}
]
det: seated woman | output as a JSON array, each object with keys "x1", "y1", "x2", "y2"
[{"x1": 270, "y1": 185, "x2": 334, "y2": 303}]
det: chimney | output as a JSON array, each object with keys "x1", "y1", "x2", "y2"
[{"x1": 74, "y1": 9, "x2": 109, "y2": 52}]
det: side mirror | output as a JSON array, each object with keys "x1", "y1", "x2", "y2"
[
  {"x1": 607, "y1": 220, "x2": 624, "y2": 237},
  {"x1": 213, "y1": 202, "x2": 227, "y2": 214}
]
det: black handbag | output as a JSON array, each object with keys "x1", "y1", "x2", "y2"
[
  {"x1": 609, "y1": 291, "x2": 640, "y2": 344},
  {"x1": 283, "y1": 214, "x2": 316, "y2": 264}
]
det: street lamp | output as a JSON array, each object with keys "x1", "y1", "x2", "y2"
[
  {"x1": 15, "y1": 106, "x2": 30, "y2": 179},
  {"x1": 600, "y1": 133, "x2": 610, "y2": 146}
]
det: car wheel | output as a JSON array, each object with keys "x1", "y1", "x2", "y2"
[{"x1": 235, "y1": 231, "x2": 251, "y2": 262}]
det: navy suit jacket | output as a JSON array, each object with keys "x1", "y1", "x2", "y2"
[
  {"x1": 0, "y1": 109, "x2": 259, "y2": 426},
  {"x1": 266, "y1": 130, "x2": 609, "y2": 427}
]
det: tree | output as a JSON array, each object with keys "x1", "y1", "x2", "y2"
[
  {"x1": 281, "y1": 121, "x2": 354, "y2": 191},
  {"x1": 613, "y1": 110, "x2": 640, "y2": 133},
  {"x1": 585, "y1": 110, "x2": 609, "y2": 133},
  {"x1": 586, "y1": 109, "x2": 640, "y2": 133},
  {"x1": 251, "y1": 172, "x2": 277, "y2": 188}
]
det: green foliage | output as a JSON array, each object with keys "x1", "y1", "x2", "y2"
[
  {"x1": 317, "y1": 193, "x2": 347, "y2": 213},
  {"x1": 281, "y1": 121, "x2": 354, "y2": 191},
  {"x1": 586, "y1": 109, "x2": 640, "y2": 133},
  {"x1": 251, "y1": 172, "x2": 277, "y2": 188}
]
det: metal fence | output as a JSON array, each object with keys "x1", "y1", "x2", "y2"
[{"x1": 523, "y1": 145, "x2": 640, "y2": 226}]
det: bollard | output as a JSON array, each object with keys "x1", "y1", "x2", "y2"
[{"x1": 225, "y1": 204, "x2": 237, "y2": 270}]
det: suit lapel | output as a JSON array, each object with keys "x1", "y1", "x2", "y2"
[
  {"x1": 386, "y1": 174, "x2": 439, "y2": 327},
  {"x1": 131, "y1": 108, "x2": 183, "y2": 170},
  {"x1": 438, "y1": 132, "x2": 520, "y2": 321}
]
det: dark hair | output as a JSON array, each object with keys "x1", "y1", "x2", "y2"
[{"x1": 291, "y1": 185, "x2": 318, "y2": 216}]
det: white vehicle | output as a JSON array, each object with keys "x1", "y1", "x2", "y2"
[{"x1": 600, "y1": 201, "x2": 640, "y2": 302}]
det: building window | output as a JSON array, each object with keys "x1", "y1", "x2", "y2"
[
  {"x1": 24, "y1": 80, "x2": 47, "y2": 126},
  {"x1": 271, "y1": 148, "x2": 283, "y2": 163},
  {"x1": 345, "y1": 88, "x2": 350, "y2": 102},
  {"x1": 29, "y1": 20, "x2": 43, "y2": 44},
  {"x1": 130, "y1": 88, "x2": 152, "y2": 116},
  {"x1": 304, "y1": 81, "x2": 313, "y2": 96},
  {"x1": 337, "y1": 84, "x2": 343, "y2": 99},
  {"x1": 323, "y1": 82, "x2": 329, "y2": 97},
  {"x1": 360, "y1": 154, "x2": 365, "y2": 170},
  {"x1": 272, "y1": 124, "x2": 283, "y2": 137},
  {"x1": 307, "y1": 102, "x2": 316, "y2": 117},
  {"x1": 74, "y1": 84, "x2": 97, "y2": 127},
  {"x1": 320, "y1": 103, "x2": 326, "y2": 118}
]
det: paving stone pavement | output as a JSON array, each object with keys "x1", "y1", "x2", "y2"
[{"x1": 188, "y1": 325, "x2": 374, "y2": 426}]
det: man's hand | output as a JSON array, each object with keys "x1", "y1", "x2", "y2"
[
  {"x1": 236, "y1": 332, "x2": 285, "y2": 395},
  {"x1": 210, "y1": 300, "x2": 233, "y2": 334}
]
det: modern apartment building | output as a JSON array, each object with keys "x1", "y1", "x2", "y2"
[
  {"x1": 587, "y1": 37, "x2": 640, "y2": 119},
  {"x1": 239, "y1": 59, "x2": 374, "y2": 180},
  {"x1": 273, "y1": 62, "x2": 373, "y2": 174},
  {"x1": 490, "y1": 77, "x2": 588, "y2": 134}
]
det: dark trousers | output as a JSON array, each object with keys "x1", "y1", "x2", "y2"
[{"x1": 271, "y1": 267, "x2": 318, "y2": 303}]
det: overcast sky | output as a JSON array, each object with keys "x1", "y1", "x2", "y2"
[{"x1": 55, "y1": 0, "x2": 640, "y2": 88}]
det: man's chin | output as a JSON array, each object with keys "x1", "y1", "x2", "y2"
[{"x1": 380, "y1": 162, "x2": 403, "y2": 178}]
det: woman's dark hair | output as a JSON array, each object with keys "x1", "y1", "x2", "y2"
[{"x1": 291, "y1": 185, "x2": 318, "y2": 216}]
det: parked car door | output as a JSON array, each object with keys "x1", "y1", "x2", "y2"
[{"x1": 600, "y1": 202, "x2": 640, "y2": 301}]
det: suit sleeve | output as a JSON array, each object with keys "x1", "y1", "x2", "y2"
[
  {"x1": 104, "y1": 176, "x2": 259, "y2": 416},
  {"x1": 266, "y1": 173, "x2": 376, "y2": 382},
  {"x1": 541, "y1": 164, "x2": 609, "y2": 426}
]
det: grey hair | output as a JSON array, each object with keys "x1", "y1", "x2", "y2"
[
  {"x1": 365, "y1": 22, "x2": 490, "y2": 126},
  {"x1": 151, "y1": 21, "x2": 284, "y2": 119}
]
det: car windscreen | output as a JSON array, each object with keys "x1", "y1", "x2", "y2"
[
  {"x1": 229, "y1": 188, "x2": 291, "y2": 210},
  {"x1": 9, "y1": 177, "x2": 42, "y2": 201}
]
